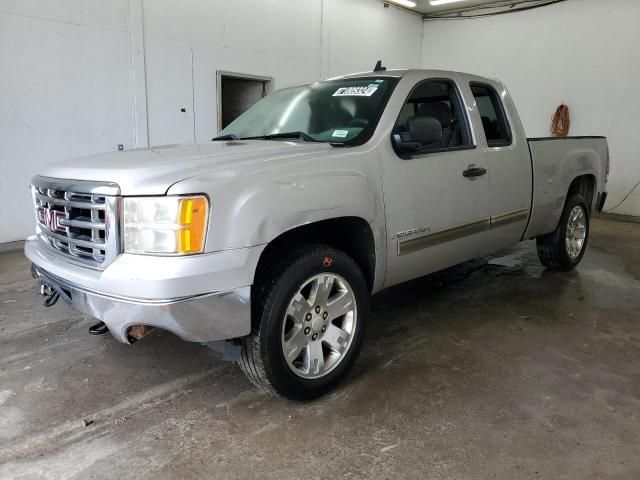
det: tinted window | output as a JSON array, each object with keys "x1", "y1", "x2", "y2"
[
  {"x1": 393, "y1": 79, "x2": 472, "y2": 154},
  {"x1": 470, "y1": 83, "x2": 512, "y2": 147}
]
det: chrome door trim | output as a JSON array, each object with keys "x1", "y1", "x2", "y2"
[
  {"x1": 398, "y1": 218, "x2": 490, "y2": 256},
  {"x1": 489, "y1": 208, "x2": 529, "y2": 228},
  {"x1": 397, "y1": 207, "x2": 530, "y2": 256}
]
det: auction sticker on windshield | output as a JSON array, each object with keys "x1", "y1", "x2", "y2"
[
  {"x1": 333, "y1": 86, "x2": 378, "y2": 97},
  {"x1": 332, "y1": 129, "x2": 349, "y2": 138}
]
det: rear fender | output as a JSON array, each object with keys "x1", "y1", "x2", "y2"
[{"x1": 525, "y1": 143, "x2": 601, "y2": 239}]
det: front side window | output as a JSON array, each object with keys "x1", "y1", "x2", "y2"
[
  {"x1": 470, "y1": 83, "x2": 512, "y2": 147},
  {"x1": 218, "y1": 77, "x2": 398, "y2": 146},
  {"x1": 392, "y1": 79, "x2": 472, "y2": 155}
]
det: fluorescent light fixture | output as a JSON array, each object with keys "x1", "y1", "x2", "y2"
[
  {"x1": 430, "y1": 0, "x2": 468, "y2": 5},
  {"x1": 388, "y1": 0, "x2": 417, "y2": 7}
]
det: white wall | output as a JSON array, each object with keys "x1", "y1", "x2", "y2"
[
  {"x1": 421, "y1": 0, "x2": 640, "y2": 216},
  {"x1": 142, "y1": 0, "x2": 423, "y2": 145},
  {"x1": 0, "y1": 0, "x2": 423, "y2": 243},
  {"x1": 0, "y1": 0, "x2": 136, "y2": 243}
]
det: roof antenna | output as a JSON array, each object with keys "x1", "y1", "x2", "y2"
[{"x1": 373, "y1": 60, "x2": 386, "y2": 72}]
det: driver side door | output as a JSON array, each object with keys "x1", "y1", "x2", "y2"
[{"x1": 380, "y1": 75, "x2": 492, "y2": 288}]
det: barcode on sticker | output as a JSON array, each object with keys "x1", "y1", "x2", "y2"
[{"x1": 333, "y1": 86, "x2": 378, "y2": 97}]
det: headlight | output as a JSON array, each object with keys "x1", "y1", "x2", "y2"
[{"x1": 123, "y1": 196, "x2": 209, "y2": 255}]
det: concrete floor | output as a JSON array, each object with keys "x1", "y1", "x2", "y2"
[{"x1": 1, "y1": 218, "x2": 639, "y2": 479}]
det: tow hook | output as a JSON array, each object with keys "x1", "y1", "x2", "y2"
[{"x1": 39, "y1": 284, "x2": 60, "y2": 307}]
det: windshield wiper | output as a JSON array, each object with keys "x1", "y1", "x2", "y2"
[
  {"x1": 241, "y1": 131, "x2": 320, "y2": 142},
  {"x1": 211, "y1": 134, "x2": 238, "y2": 141}
]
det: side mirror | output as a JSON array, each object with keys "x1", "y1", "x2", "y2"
[{"x1": 392, "y1": 116, "x2": 443, "y2": 157}]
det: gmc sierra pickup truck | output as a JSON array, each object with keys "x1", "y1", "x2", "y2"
[{"x1": 26, "y1": 68, "x2": 609, "y2": 400}]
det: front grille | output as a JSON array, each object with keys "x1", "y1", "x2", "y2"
[{"x1": 32, "y1": 178, "x2": 119, "y2": 268}]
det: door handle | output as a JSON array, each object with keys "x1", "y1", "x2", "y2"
[{"x1": 463, "y1": 165, "x2": 487, "y2": 178}]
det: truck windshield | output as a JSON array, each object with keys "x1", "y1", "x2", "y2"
[{"x1": 217, "y1": 77, "x2": 399, "y2": 146}]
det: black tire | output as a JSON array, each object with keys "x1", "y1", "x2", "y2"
[
  {"x1": 536, "y1": 193, "x2": 590, "y2": 271},
  {"x1": 238, "y1": 245, "x2": 369, "y2": 401}
]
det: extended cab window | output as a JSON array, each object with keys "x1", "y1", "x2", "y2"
[
  {"x1": 392, "y1": 79, "x2": 472, "y2": 155},
  {"x1": 470, "y1": 83, "x2": 512, "y2": 147}
]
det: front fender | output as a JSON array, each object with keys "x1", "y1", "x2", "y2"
[
  {"x1": 167, "y1": 146, "x2": 387, "y2": 291},
  {"x1": 228, "y1": 169, "x2": 381, "y2": 247},
  {"x1": 168, "y1": 163, "x2": 385, "y2": 252}
]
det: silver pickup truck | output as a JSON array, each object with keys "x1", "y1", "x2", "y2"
[{"x1": 26, "y1": 68, "x2": 609, "y2": 400}]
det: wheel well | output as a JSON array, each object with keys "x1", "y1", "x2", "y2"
[
  {"x1": 568, "y1": 175, "x2": 596, "y2": 212},
  {"x1": 254, "y1": 217, "x2": 376, "y2": 292}
]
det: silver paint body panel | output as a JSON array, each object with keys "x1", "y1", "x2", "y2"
[
  {"x1": 27, "y1": 69, "x2": 608, "y2": 343},
  {"x1": 31, "y1": 263, "x2": 251, "y2": 344},
  {"x1": 524, "y1": 138, "x2": 608, "y2": 239}
]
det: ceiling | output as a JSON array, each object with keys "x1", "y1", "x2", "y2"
[
  {"x1": 414, "y1": 0, "x2": 504, "y2": 13},
  {"x1": 396, "y1": 0, "x2": 552, "y2": 18}
]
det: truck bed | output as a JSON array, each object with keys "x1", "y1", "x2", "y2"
[{"x1": 524, "y1": 136, "x2": 608, "y2": 240}]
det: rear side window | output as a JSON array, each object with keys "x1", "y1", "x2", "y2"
[{"x1": 470, "y1": 83, "x2": 512, "y2": 147}]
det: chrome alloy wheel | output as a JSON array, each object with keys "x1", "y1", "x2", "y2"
[
  {"x1": 565, "y1": 205, "x2": 587, "y2": 260},
  {"x1": 281, "y1": 273, "x2": 357, "y2": 379}
]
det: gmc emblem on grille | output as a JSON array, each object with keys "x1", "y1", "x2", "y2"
[{"x1": 37, "y1": 207, "x2": 65, "y2": 233}]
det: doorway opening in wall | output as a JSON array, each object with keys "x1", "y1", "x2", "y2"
[{"x1": 217, "y1": 71, "x2": 273, "y2": 131}]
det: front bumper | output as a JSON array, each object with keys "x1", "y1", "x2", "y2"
[
  {"x1": 32, "y1": 265, "x2": 251, "y2": 344},
  {"x1": 25, "y1": 236, "x2": 263, "y2": 344}
]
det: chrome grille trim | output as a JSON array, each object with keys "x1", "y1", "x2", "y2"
[
  {"x1": 32, "y1": 176, "x2": 120, "y2": 196},
  {"x1": 34, "y1": 192, "x2": 107, "y2": 210},
  {"x1": 38, "y1": 226, "x2": 107, "y2": 250},
  {"x1": 60, "y1": 218, "x2": 106, "y2": 230},
  {"x1": 31, "y1": 176, "x2": 121, "y2": 270}
]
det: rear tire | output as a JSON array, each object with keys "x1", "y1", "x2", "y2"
[
  {"x1": 238, "y1": 245, "x2": 369, "y2": 401},
  {"x1": 536, "y1": 193, "x2": 590, "y2": 271}
]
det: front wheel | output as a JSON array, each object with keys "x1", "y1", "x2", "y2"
[
  {"x1": 536, "y1": 193, "x2": 590, "y2": 271},
  {"x1": 238, "y1": 245, "x2": 369, "y2": 400}
]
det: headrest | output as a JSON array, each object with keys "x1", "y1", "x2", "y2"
[
  {"x1": 416, "y1": 101, "x2": 453, "y2": 127},
  {"x1": 404, "y1": 116, "x2": 443, "y2": 145}
]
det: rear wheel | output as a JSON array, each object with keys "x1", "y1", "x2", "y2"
[
  {"x1": 536, "y1": 193, "x2": 590, "y2": 271},
  {"x1": 238, "y1": 245, "x2": 368, "y2": 400}
]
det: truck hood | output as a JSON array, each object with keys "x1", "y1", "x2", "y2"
[{"x1": 39, "y1": 141, "x2": 333, "y2": 195}]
